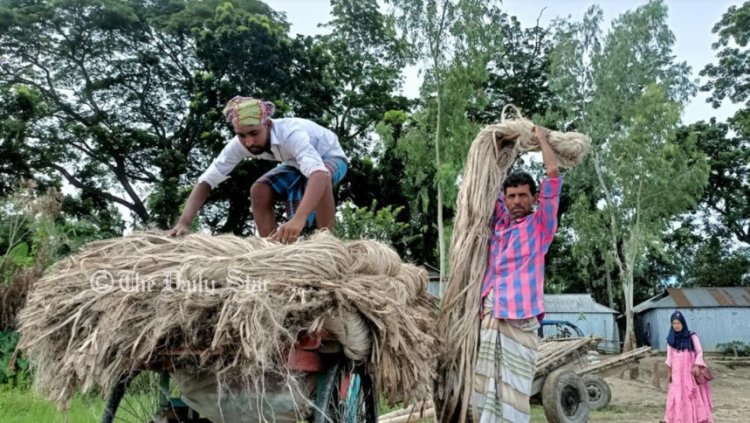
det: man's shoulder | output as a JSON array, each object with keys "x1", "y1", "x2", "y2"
[
  {"x1": 273, "y1": 118, "x2": 320, "y2": 139},
  {"x1": 272, "y1": 117, "x2": 321, "y2": 131}
]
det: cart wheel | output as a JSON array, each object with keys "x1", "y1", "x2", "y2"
[
  {"x1": 582, "y1": 374, "x2": 611, "y2": 410},
  {"x1": 313, "y1": 361, "x2": 377, "y2": 423},
  {"x1": 102, "y1": 371, "x2": 195, "y2": 423},
  {"x1": 541, "y1": 368, "x2": 590, "y2": 423}
]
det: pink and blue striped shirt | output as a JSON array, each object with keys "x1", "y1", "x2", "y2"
[{"x1": 481, "y1": 176, "x2": 563, "y2": 320}]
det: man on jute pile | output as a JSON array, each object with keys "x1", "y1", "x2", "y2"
[{"x1": 167, "y1": 96, "x2": 348, "y2": 243}]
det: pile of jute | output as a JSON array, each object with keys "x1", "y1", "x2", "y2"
[
  {"x1": 434, "y1": 106, "x2": 591, "y2": 422},
  {"x1": 16, "y1": 231, "x2": 437, "y2": 409}
]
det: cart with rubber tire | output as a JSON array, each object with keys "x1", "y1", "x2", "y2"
[
  {"x1": 531, "y1": 337, "x2": 654, "y2": 423},
  {"x1": 101, "y1": 334, "x2": 378, "y2": 423},
  {"x1": 531, "y1": 338, "x2": 599, "y2": 423},
  {"x1": 575, "y1": 345, "x2": 654, "y2": 411}
]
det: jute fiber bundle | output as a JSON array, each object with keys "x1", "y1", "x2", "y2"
[
  {"x1": 16, "y1": 231, "x2": 437, "y2": 409},
  {"x1": 434, "y1": 106, "x2": 590, "y2": 422}
]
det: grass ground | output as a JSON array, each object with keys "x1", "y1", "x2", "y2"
[
  {"x1": 0, "y1": 387, "x2": 104, "y2": 423},
  {"x1": 0, "y1": 386, "x2": 655, "y2": 423}
]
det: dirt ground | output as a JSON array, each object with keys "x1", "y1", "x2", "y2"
[{"x1": 588, "y1": 354, "x2": 750, "y2": 423}]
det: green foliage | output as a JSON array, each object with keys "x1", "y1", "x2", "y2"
[
  {"x1": 697, "y1": 1, "x2": 750, "y2": 245},
  {"x1": 0, "y1": 85, "x2": 46, "y2": 197},
  {"x1": 336, "y1": 200, "x2": 411, "y2": 246},
  {"x1": 388, "y1": 0, "x2": 505, "y2": 274},
  {"x1": 319, "y1": 0, "x2": 410, "y2": 151},
  {"x1": 673, "y1": 120, "x2": 749, "y2": 244},
  {"x1": 6, "y1": 243, "x2": 31, "y2": 268},
  {"x1": 546, "y1": 1, "x2": 709, "y2": 349},
  {"x1": 0, "y1": 330, "x2": 28, "y2": 387},
  {"x1": 701, "y1": 1, "x2": 750, "y2": 110},
  {"x1": 683, "y1": 237, "x2": 750, "y2": 287},
  {"x1": 0, "y1": 182, "x2": 122, "y2": 330},
  {"x1": 654, "y1": 1, "x2": 750, "y2": 288},
  {"x1": 716, "y1": 340, "x2": 750, "y2": 357},
  {"x1": 0, "y1": 183, "x2": 61, "y2": 282},
  {"x1": 482, "y1": 13, "x2": 553, "y2": 122}
]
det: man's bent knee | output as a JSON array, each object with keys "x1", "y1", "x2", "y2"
[{"x1": 250, "y1": 182, "x2": 273, "y2": 204}]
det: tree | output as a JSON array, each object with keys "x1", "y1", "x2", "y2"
[
  {"x1": 699, "y1": 2, "x2": 750, "y2": 245},
  {"x1": 667, "y1": 120, "x2": 750, "y2": 284},
  {"x1": 336, "y1": 200, "x2": 411, "y2": 245},
  {"x1": 0, "y1": 86, "x2": 45, "y2": 196},
  {"x1": 662, "y1": 0, "x2": 750, "y2": 290},
  {"x1": 482, "y1": 12, "x2": 553, "y2": 122},
  {"x1": 684, "y1": 237, "x2": 750, "y2": 287},
  {"x1": 387, "y1": 0, "x2": 504, "y2": 290},
  {"x1": 318, "y1": 0, "x2": 410, "y2": 151},
  {"x1": 387, "y1": 0, "x2": 453, "y2": 288},
  {"x1": 316, "y1": 0, "x2": 413, "y2": 222},
  {"x1": 0, "y1": 0, "x2": 332, "y2": 232},
  {"x1": 546, "y1": 1, "x2": 709, "y2": 351},
  {"x1": 701, "y1": 1, "x2": 750, "y2": 112}
]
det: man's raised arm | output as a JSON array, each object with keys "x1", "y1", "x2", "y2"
[{"x1": 533, "y1": 126, "x2": 559, "y2": 178}]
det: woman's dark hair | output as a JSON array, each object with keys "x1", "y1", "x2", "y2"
[{"x1": 503, "y1": 172, "x2": 537, "y2": 195}]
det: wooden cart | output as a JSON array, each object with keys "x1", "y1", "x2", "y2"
[{"x1": 532, "y1": 337, "x2": 653, "y2": 423}]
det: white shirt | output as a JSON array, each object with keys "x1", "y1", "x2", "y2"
[{"x1": 197, "y1": 118, "x2": 347, "y2": 189}]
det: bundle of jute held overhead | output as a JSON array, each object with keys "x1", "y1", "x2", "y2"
[
  {"x1": 434, "y1": 105, "x2": 591, "y2": 423},
  {"x1": 16, "y1": 231, "x2": 437, "y2": 410}
]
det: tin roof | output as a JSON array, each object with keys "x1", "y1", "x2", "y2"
[
  {"x1": 543, "y1": 294, "x2": 618, "y2": 314},
  {"x1": 634, "y1": 287, "x2": 750, "y2": 313}
]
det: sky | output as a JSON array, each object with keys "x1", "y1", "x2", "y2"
[{"x1": 271, "y1": 0, "x2": 744, "y2": 125}]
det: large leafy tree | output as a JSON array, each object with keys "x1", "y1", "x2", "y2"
[
  {"x1": 482, "y1": 12, "x2": 553, "y2": 121},
  {"x1": 546, "y1": 1, "x2": 709, "y2": 350},
  {"x1": 387, "y1": 0, "x2": 506, "y2": 287},
  {"x1": 0, "y1": 0, "x2": 332, "y2": 232},
  {"x1": 700, "y1": 1, "x2": 750, "y2": 245},
  {"x1": 655, "y1": 2, "x2": 750, "y2": 289},
  {"x1": 673, "y1": 120, "x2": 749, "y2": 243},
  {"x1": 317, "y1": 0, "x2": 412, "y2": 218},
  {"x1": 0, "y1": 86, "x2": 44, "y2": 196}
]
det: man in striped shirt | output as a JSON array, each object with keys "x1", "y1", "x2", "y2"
[{"x1": 472, "y1": 126, "x2": 562, "y2": 423}]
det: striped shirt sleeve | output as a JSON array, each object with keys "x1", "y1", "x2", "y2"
[
  {"x1": 494, "y1": 191, "x2": 509, "y2": 226},
  {"x1": 535, "y1": 175, "x2": 563, "y2": 249}
]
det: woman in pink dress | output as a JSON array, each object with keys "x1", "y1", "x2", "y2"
[{"x1": 664, "y1": 311, "x2": 714, "y2": 423}]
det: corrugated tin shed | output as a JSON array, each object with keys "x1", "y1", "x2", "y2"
[
  {"x1": 635, "y1": 287, "x2": 750, "y2": 313},
  {"x1": 423, "y1": 263, "x2": 441, "y2": 297},
  {"x1": 544, "y1": 294, "x2": 621, "y2": 353},
  {"x1": 635, "y1": 287, "x2": 750, "y2": 352},
  {"x1": 544, "y1": 294, "x2": 619, "y2": 314}
]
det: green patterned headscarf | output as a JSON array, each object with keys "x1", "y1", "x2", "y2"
[{"x1": 222, "y1": 96, "x2": 275, "y2": 126}]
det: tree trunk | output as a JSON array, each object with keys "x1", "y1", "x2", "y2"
[
  {"x1": 435, "y1": 86, "x2": 446, "y2": 297},
  {"x1": 606, "y1": 269, "x2": 615, "y2": 309},
  {"x1": 431, "y1": 0, "x2": 450, "y2": 298},
  {"x1": 622, "y1": 269, "x2": 635, "y2": 351}
]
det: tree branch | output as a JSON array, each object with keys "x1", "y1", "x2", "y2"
[
  {"x1": 47, "y1": 163, "x2": 140, "y2": 214},
  {"x1": 594, "y1": 151, "x2": 626, "y2": 278}
]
